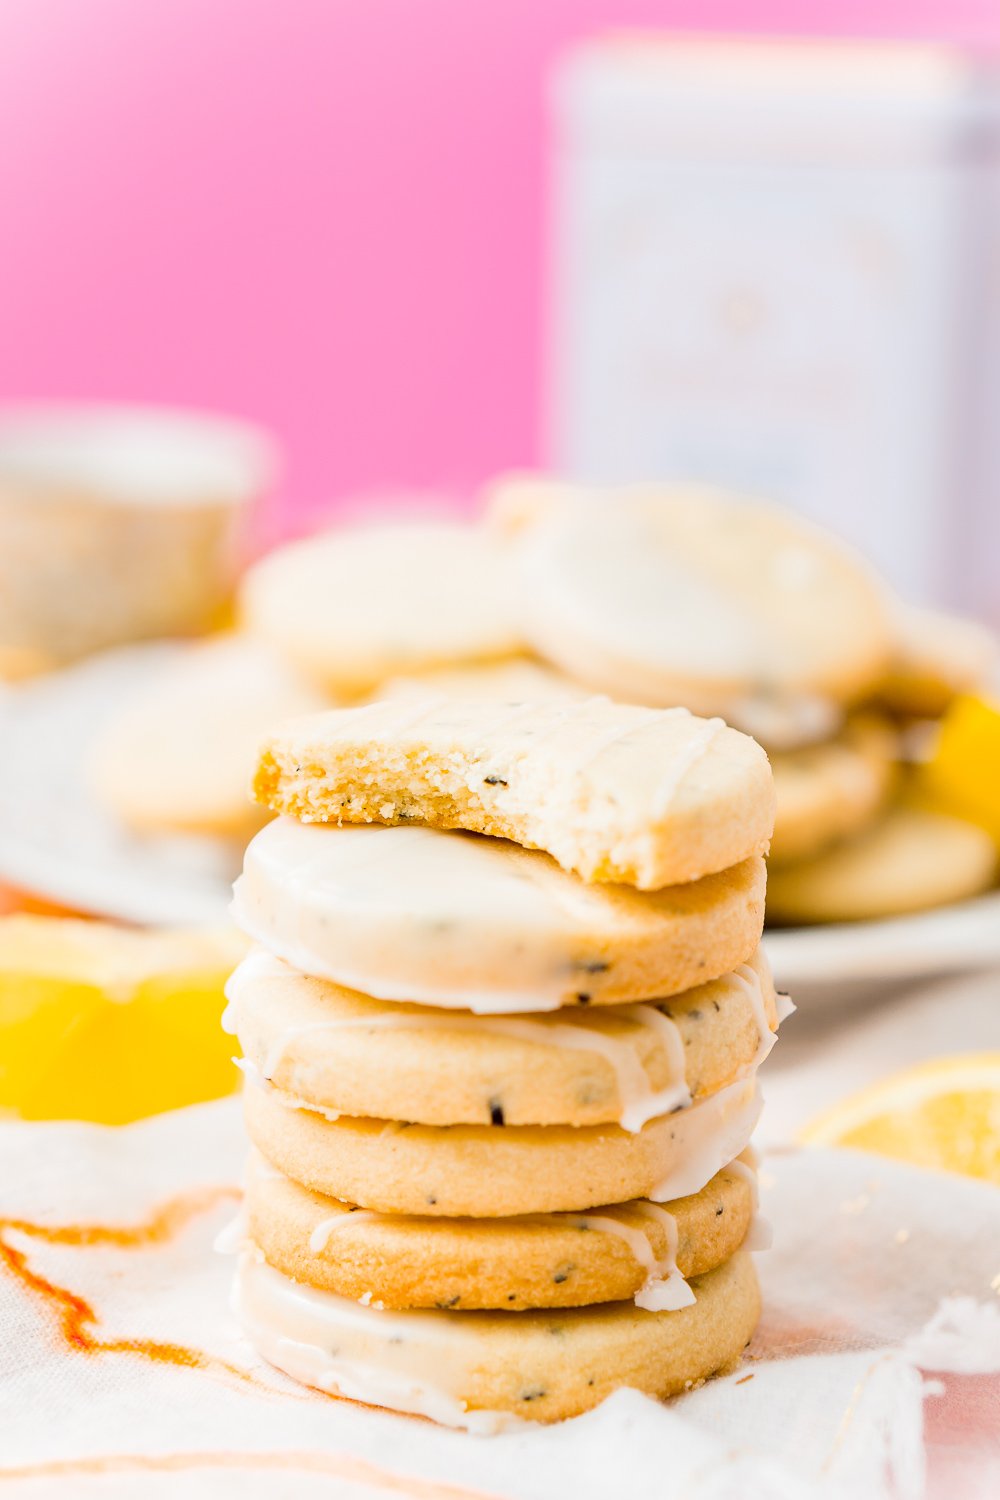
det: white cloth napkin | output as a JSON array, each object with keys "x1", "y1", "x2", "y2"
[{"x1": 2, "y1": 974, "x2": 999, "y2": 1500}]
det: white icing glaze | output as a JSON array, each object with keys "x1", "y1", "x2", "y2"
[
  {"x1": 308, "y1": 1209, "x2": 382, "y2": 1254},
  {"x1": 234, "y1": 1056, "x2": 342, "y2": 1121},
  {"x1": 649, "y1": 1077, "x2": 762, "y2": 1202},
  {"x1": 729, "y1": 960, "x2": 778, "y2": 1070},
  {"x1": 775, "y1": 991, "x2": 797, "y2": 1025},
  {"x1": 576, "y1": 1202, "x2": 694, "y2": 1312},
  {"x1": 725, "y1": 1156, "x2": 773, "y2": 1251},
  {"x1": 232, "y1": 819, "x2": 652, "y2": 1013},
  {"x1": 234, "y1": 1252, "x2": 521, "y2": 1433},
  {"x1": 651, "y1": 716, "x2": 725, "y2": 817},
  {"x1": 629, "y1": 1203, "x2": 695, "y2": 1311},
  {"x1": 222, "y1": 950, "x2": 290, "y2": 1034}
]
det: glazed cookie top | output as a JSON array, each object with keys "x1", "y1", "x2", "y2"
[
  {"x1": 251, "y1": 696, "x2": 775, "y2": 888},
  {"x1": 491, "y1": 479, "x2": 893, "y2": 737},
  {"x1": 239, "y1": 520, "x2": 523, "y2": 697},
  {"x1": 90, "y1": 634, "x2": 327, "y2": 838},
  {"x1": 232, "y1": 820, "x2": 766, "y2": 1011},
  {"x1": 227, "y1": 945, "x2": 783, "y2": 1128}
]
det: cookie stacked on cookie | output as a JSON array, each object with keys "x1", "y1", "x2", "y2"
[{"x1": 225, "y1": 697, "x2": 787, "y2": 1428}]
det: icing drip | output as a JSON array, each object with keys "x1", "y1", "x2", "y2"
[
  {"x1": 725, "y1": 1156, "x2": 773, "y2": 1252},
  {"x1": 612, "y1": 1004, "x2": 691, "y2": 1129},
  {"x1": 650, "y1": 716, "x2": 725, "y2": 818},
  {"x1": 234, "y1": 1252, "x2": 521, "y2": 1433},
  {"x1": 575, "y1": 1202, "x2": 694, "y2": 1312},
  {"x1": 234, "y1": 1056, "x2": 342, "y2": 1121},
  {"x1": 308, "y1": 1209, "x2": 383, "y2": 1255},
  {"x1": 649, "y1": 1077, "x2": 762, "y2": 1202},
  {"x1": 729, "y1": 961, "x2": 778, "y2": 1069}
]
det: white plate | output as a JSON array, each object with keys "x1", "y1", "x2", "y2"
[
  {"x1": 0, "y1": 645, "x2": 238, "y2": 925},
  {"x1": 3, "y1": 650, "x2": 998, "y2": 994},
  {"x1": 764, "y1": 890, "x2": 1000, "y2": 1002}
]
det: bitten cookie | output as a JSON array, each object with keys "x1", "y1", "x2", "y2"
[
  {"x1": 227, "y1": 946, "x2": 779, "y2": 1128},
  {"x1": 491, "y1": 478, "x2": 892, "y2": 742},
  {"x1": 239, "y1": 519, "x2": 523, "y2": 696},
  {"x1": 251, "y1": 697, "x2": 776, "y2": 888},
  {"x1": 767, "y1": 806, "x2": 997, "y2": 924},
  {"x1": 242, "y1": 1073, "x2": 762, "y2": 1216},
  {"x1": 769, "y1": 715, "x2": 897, "y2": 865},
  {"x1": 244, "y1": 1148, "x2": 756, "y2": 1310},
  {"x1": 232, "y1": 819, "x2": 766, "y2": 1012},
  {"x1": 235, "y1": 1246, "x2": 760, "y2": 1427},
  {"x1": 90, "y1": 634, "x2": 327, "y2": 838}
]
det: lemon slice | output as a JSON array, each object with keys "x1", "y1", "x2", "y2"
[
  {"x1": 800, "y1": 1054, "x2": 1000, "y2": 1183},
  {"x1": 0, "y1": 916, "x2": 247, "y2": 1123},
  {"x1": 915, "y1": 695, "x2": 1000, "y2": 843}
]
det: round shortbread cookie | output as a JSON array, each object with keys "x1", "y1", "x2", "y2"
[
  {"x1": 232, "y1": 820, "x2": 766, "y2": 1012},
  {"x1": 496, "y1": 479, "x2": 892, "y2": 734},
  {"x1": 877, "y1": 603, "x2": 998, "y2": 719},
  {"x1": 767, "y1": 807, "x2": 998, "y2": 925},
  {"x1": 242, "y1": 1073, "x2": 762, "y2": 1217},
  {"x1": 252, "y1": 697, "x2": 776, "y2": 890},
  {"x1": 227, "y1": 947, "x2": 779, "y2": 1129},
  {"x1": 90, "y1": 634, "x2": 327, "y2": 837},
  {"x1": 244, "y1": 1149, "x2": 756, "y2": 1310},
  {"x1": 234, "y1": 1245, "x2": 760, "y2": 1428},
  {"x1": 239, "y1": 520, "x2": 523, "y2": 697},
  {"x1": 769, "y1": 715, "x2": 898, "y2": 866}
]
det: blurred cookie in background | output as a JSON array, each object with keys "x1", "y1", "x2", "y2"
[
  {"x1": 240, "y1": 518, "x2": 523, "y2": 698},
  {"x1": 766, "y1": 807, "x2": 997, "y2": 925},
  {"x1": 373, "y1": 655, "x2": 581, "y2": 704},
  {"x1": 90, "y1": 634, "x2": 327, "y2": 839},
  {"x1": 490, "y1": 477, "x2": 893, "y2": 747},
  {"x1": 768, "y1": 716, "x2": 898, "y2": 866}
]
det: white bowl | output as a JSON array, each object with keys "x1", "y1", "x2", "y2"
[{"x1": 0, "y1": 402, "x2": 279, "y2": 676}]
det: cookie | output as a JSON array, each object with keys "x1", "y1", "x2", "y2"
[
  {"x1": 375, "y1": 656, "x2": 581, "y2": 704},
  {"x1": 877, "y1": 603, "x2": 997, "y2": 720},
  {"x1": 233, "y1": 819, "x2": 765, "y2": 1013},
  {"x1": 242, "y1": 1072, "x2": 762, "y2": 1216},
  {"x1": 244, "y1": 1148, "x2": 756, "y2": 1310},
  {"x1": 239, "y1": 520, "x2": 522, "y2": 697},
  {"x1": 227, "y1": 946, "x2": 779, "y2": 1129},
  {"x1": 90, "y1": 634, "x2": 327, "y2": 837},
  {"x1": 234, "y1": 1245, "x2": 760, "y2": 1428},
  {"x1": 767, "y1": 806, "x2": 998, "y2": 924},
  {"x1": 769, "y1": 715, "x2": 897, "y2": 866},
  {"x1": 251, "y1": 697, "x2": 775, "y2": 888},
  {"x1": 490, "y1": 478, "x2": 892, "y2": 740}
]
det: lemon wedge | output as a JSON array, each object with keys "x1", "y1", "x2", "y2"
[
  {"x1": 0, "y1": 916, "x2": 247, "y2": 1123},
  {"x1": 800, "y1": 1054, "x2": 1000, "y2": 1184},
  {"x1": 914, "y1": 694, "x2": 1000, "y2": 843}
]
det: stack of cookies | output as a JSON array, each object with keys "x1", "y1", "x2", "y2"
[{"x1": 224, "y1": 697, "x2": 788, "y2": 1428}]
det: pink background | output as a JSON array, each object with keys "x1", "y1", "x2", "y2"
[{"x1": 0, "y1": 0, "x2": 997, "y2": 526}]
